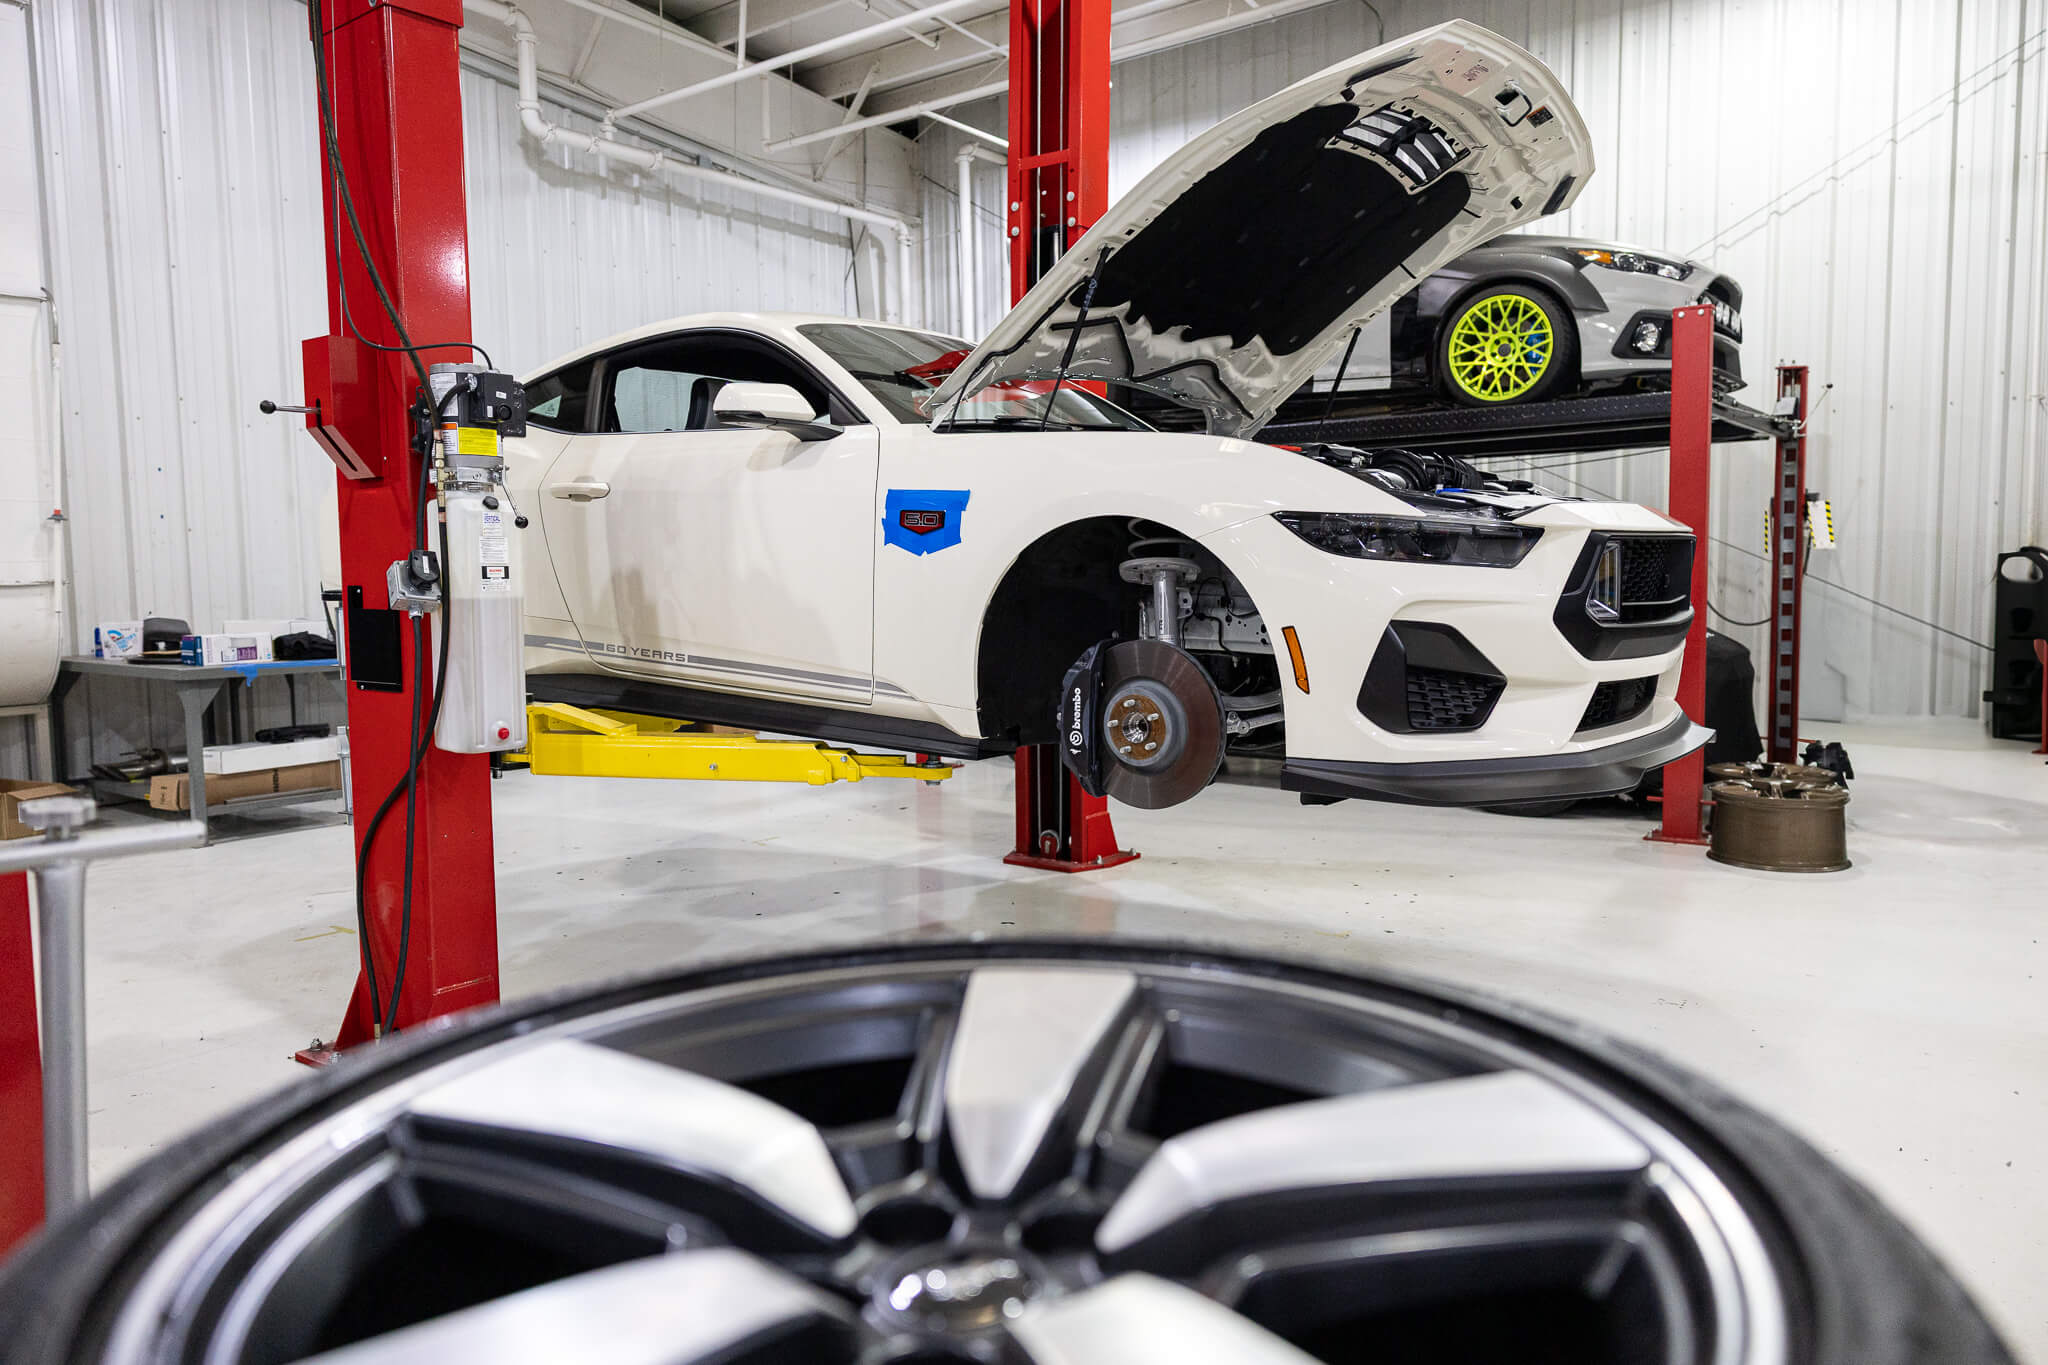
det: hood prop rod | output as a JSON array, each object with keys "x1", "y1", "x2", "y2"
[
  {"x1": 1039, "y1": 247, "x2": 1112, "y2": 431},
  {"x1": 1312, "y1": 324, "x2": 1363, "y2": 446}
]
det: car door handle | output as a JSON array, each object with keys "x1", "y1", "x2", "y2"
[{"x1": 548, "y1": 478, "x2": 611, "y2": 502}]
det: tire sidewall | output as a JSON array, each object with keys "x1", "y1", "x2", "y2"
[{"x1": 0, "y1": 938, "x2": 2013, "y2": 1365}]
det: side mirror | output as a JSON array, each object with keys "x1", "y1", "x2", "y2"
[{"x1": 712, "y1": 382, "x2": 840, "y2": 442}]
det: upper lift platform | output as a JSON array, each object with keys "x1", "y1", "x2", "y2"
[{"x1": 1258, "y1": 391, "x2": 1792, "y2": 460}]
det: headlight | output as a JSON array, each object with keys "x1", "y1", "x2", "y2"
[
  {"x1": 1273, "y1": 512, "x2": 1542, "y2": 567},
  {"x1": 1574, "y1": 247, "x2": 1692, "y2": 282}
]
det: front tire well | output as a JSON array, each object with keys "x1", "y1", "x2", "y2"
[{"x1": 975, "y1": 518, "x2": 1141, "y2": 747}]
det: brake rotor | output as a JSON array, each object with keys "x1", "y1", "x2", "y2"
[{"x1": 1097, "y1": 639, "x2": 1224, "y2": 809}]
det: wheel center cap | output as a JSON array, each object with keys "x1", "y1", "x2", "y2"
[{"x1": 877, "y1": 1250, "x2": 1042, "y2": 1334}]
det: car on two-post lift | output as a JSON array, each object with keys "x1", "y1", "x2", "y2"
[{"x1": 504, "y1": 19, "x2": 1709, "y2": 814}]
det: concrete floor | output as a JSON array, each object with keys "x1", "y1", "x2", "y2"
[{"x1": 50, "y1": 718, "x2": 2045, "y2": 1359}]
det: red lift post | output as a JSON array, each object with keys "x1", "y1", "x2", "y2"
[
  {"x1": 297, "y1": 0, "x2": 501, "y2": 1056},
  {"x1": 0, "y1": 871, "x2": 40, "y2": 1253},
  {"x1": 1766, "y1": 365, "x2": 1809, "y2": 764},
  {"x1": 1647, "y1": 304, "x2": 1715, "y2": 845},
  {"x1": 1002, "y1": 0, "x2": 1135, "y2": 871}
]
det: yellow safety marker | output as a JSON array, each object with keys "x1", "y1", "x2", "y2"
[{"x1": 508, "y1": 702, "x2": 953, "y2": 785}]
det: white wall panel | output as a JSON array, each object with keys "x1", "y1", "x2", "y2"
[
  {"x1": 30, "y1": 0, "x2": 905, "y2": 656},
  {"x1": 27, "y1": 0, "x2": 917, "y2": 772},
  {"x1": 929, "y1": 0, "x2": 2048, "y2": 718}
]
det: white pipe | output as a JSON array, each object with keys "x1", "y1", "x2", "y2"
[
  {"x1": 466, "y1": 0, "x2": 917, "y2": 323},
  {"x1": 928, "y1": 110, "x2": 1006, "y2": 148},
  {"x1": 607, "y1": 0, "x2": 986, "y2": 122},
  {"x1": 769, "y1": 79, "x2": 1008, "y2": 151},
  {"x1": 955, "y1": 147, "x2": 975, "y2": 337}
]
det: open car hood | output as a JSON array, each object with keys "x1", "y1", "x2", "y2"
[{"x1": 929, "y1": 20, "x2": 1594, "y2": 438}]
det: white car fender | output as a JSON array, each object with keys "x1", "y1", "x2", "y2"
[{"x1": 870, "y1": 429, "x2": 1411, "y2": 723}]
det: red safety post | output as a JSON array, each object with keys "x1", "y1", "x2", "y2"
[
  {"x1": 295, "y1": 0, "x2": 500, "y2": 1061},
  {"x1": 0, "y1": 871, "x2": 41, "y2": 1253},
  {"x1": 1647, "y1": 304, "x2": 1716, "y2": 846},
  {"x1": 1002, "y1": 0, "x2": 1134, "y2": 872},
  {"x1": 1766, "y1": 366, "x2": 1809, "y2": 764}
]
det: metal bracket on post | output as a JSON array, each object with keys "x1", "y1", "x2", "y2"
[
  {"x1": 1647, "y1": 305, "x2": 1715, "y2": 847},
  {"x1": 1766, "y1": 366, "x2": 1809, "y2": 764},
  {"x1": 0, "y1": 798, "x2": 205, "y2": 1229}
]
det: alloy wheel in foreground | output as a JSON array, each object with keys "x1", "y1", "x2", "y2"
[{"x1": 0, "y1": 942, "x2": 2011, "y2": 1365}]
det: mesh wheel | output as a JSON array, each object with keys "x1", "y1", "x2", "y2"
[
  {"x1": 1439, "y1": 284, "x2": 1576, "y2": 405},
  {"x1": 0, "y1": 941, "x2": 2011, "y2": 1365}
]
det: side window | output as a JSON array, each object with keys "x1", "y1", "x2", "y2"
[
  {"x1": 603, "y1": 335, "x2": 837, "y2": 434},
  {"x1": 525, "y1": 360, "x2": 594, "y2": 431}
]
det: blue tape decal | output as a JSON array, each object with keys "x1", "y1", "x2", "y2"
[{"x1": 883, "y1": 488, "x2": 970, "y2": 555}]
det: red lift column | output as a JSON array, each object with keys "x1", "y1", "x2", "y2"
[
  {"x1": 298, "y1": 0, "x2": 500, "y2": 1054},
  {"x1": 0, "y1": 871, "x2": 40, "y2": 1253},
  {"x1": 1001, "y1": 0, "x2": 1134, "y2": 872},
  {"x1": 1766, "y1": 366, "x2": 1809, "y2": 764},
  {"x1": 1647, "y1": 305, "x2": 1715, "y2": 846}
]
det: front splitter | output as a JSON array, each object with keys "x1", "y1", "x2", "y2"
[{"x1": 1280, "y1": 713, "x2": 1713, "y2": 807}]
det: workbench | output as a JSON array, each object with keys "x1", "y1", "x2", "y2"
[{"x1": 51, "y1": 657, "x2": 345, "y2": 840}]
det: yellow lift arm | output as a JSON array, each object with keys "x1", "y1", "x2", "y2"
[{"x1": 508, "y1": 702, "x2": 953, "y2": 785}]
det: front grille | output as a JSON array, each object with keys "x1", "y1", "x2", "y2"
[
  {"x1": 1577, "y1": 676, "x2": 1658, "y2": 733},
  {"x1": 1553, "y1": 534, "x2": 1697, "y2": 661},
  {"x1": 1699, "y1": 284, "x2": 1742, "y2": 341},
  {"x1": 1407, "y1": 667, "x2": 1505, "y2": 731},
  {"x1": 1620, "y1": 538, "x2": 1687, "y2": 606}
]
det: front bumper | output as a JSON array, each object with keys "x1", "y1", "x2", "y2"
[{"x1": 1282, "y1": 712, "x2": 1712, "y2": 807}]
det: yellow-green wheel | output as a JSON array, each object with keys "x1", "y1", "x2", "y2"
[{"x1": 1438, "y1": 285, "x2": 1574, "y2": 405}]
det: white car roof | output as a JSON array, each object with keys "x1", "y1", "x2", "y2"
[{"x1": 520, "y1": 312, "x2": 947, "y2": 384}]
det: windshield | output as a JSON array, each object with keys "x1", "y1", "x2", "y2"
[{"x1": 798, "y1": 322, "x2": 1151, "y2": 431}]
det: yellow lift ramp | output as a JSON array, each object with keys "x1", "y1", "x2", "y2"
[{"x1": 508, "y1": 702, "x2": 953, "y2": 785}]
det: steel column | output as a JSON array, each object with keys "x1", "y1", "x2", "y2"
[
  {"x1": 1767, "y1": 366, "x2": 1809, "y2": 764},
  {"x1": 0, "y1": 871, "x2": 39, "y2": 1254},
  {"x1": 1006, "y1": 0, "x2": 1110, "y2": 296},
  {"x1": 1647, "y1": 305, "x2": 1715, "y2": 846},
  {"x1": 301, "y1": 0, "x2": 500, "y2": 1054},
  {"x1": 1002, "y1": 0, "x2": 1132, "y2": 873}
]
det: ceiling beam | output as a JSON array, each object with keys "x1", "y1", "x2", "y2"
[{"x1": 853, "y1": 0, "x2": 1341, "y2": 110}]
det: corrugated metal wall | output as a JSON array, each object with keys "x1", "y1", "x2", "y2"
[
  {"x1": 23, "y1": 0, "x2": 910, "y2": 776},
  {"x1": 925, "y1": 0, "x2": 2048, "y2": 718}
]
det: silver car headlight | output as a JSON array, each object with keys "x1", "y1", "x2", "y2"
[
  {"x1": 1574, "y1": 247, "x2": 1692, "y2": 282},
  {"x1": 1273, "y1": 512, "x2": 1542, "y2": 568}
]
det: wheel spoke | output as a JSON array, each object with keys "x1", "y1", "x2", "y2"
[
  {"x1": 944, "y1": 967, "x2": 1138, "y2": 1199},
  {"x1": 289, "y1": 1248, "x2": 855, "y2": 1365},
  {"x1": 1095, "y1": 1071, "x2": 1650, "y2": 1256},
  {"x1": 405, "y1": 1038, "x2": 858, "y2": 1241},
  {"x1": 1008, "y1": 1273, "x2": 1321, "y2": 1365}
]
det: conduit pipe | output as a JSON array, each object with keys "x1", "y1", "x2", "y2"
[
  {"x1": 607, "y1": 0, "x2": 986, "y2": 122},
  {"x1": 954, "y1": 143, "x2": 1001, "y2": 338},
  {"x1": 466, "y1": 0, "x2": 917, "y2": 323}
]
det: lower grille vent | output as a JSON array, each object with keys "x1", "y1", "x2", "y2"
[{"x1": 1578, "y1": 676, "x2": 1658, "y2": 733}]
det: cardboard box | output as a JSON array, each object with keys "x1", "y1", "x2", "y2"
[
  {"x1": 146, "y1": 761, "x2": 342, "y2": 812},
  {"x1": 180, "y1": 633, "x2": 275, "y2": 666},
  {"x1": 1, "y1": 779, "x2": 83, "y2": 840},
  {"x1": 222, "y1": 618, "x2": 324, "y2": 642},
  {"x1": 203, "y1": 736, "x2": 341, "y2": 775},
  {"x1": 94, "y1": 622, "x2": 143, "y2": 659}
]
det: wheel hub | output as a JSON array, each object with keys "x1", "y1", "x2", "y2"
[{"x1": 875, "y1": 1246, "x2": 1047, "y2": 1335}]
